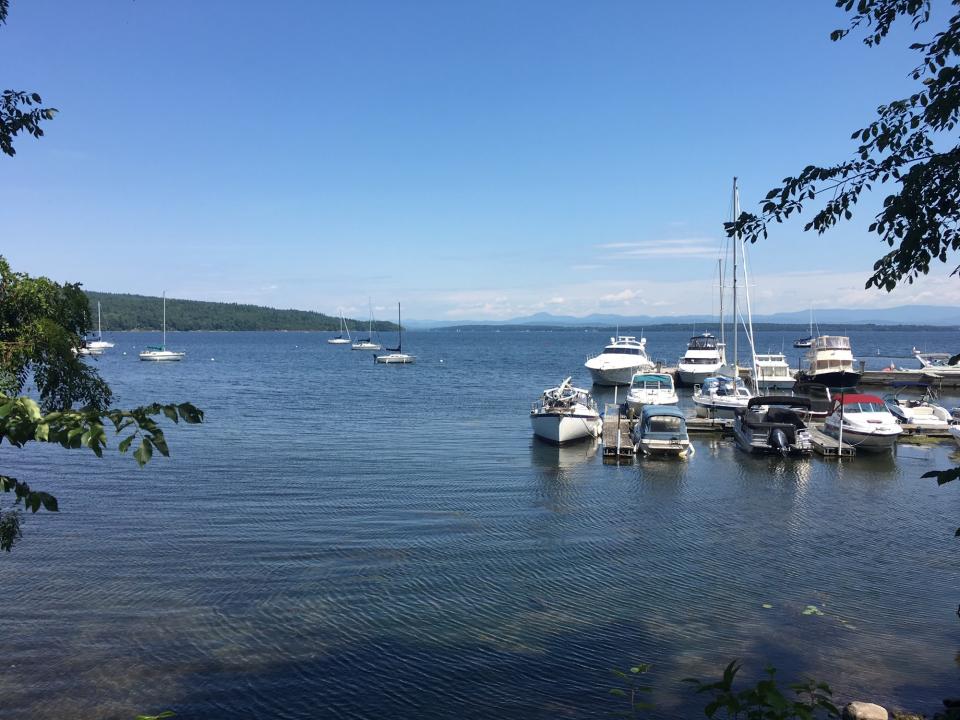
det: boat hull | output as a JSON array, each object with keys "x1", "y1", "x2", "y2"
[
  {"x1": 587, "y1": 364, "x2": 649, "y2": 387},
  {"x1": 677, "y1": 367, "x2": 720, "y2": 386},
  {"x1": 374, "y1": 353, "x2": 416, "y2": 364},
  {"x1": 327, "y1": 338, "x2": 351, "y2": 345},
  {"x1": 139, "y1": 352, "x2": 184, "y2": 362},
  {"x1": 822, "y1": 422, "x2": 900, "y2": 452},
  {"x1": 626, "y1": 392, "x2": 679, "y2": 412},
  {"x1": 638, "y1": 438, "x2": 691, "y2": 458},
  {"x1": 530, "y1": 413, "x2": 601, "y2": 445},
  {"x1": 795, "y1": 370, "x2": 861, "y2": 390},
  {"x1": 949, "y1": 426, "x2": 960, "y2": 449}
]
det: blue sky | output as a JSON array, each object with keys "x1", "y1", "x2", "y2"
[{"x1": 2, "y1": 1, "x2": 957, "y2": 320}]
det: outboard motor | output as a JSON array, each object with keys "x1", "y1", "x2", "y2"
[{"x1": 767, "y1": 427, "x2": 789, "y2": 456}]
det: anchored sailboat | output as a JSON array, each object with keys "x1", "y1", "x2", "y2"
[
  {"x1": 327, "y1": 310, "x2": 352, "y2": 345},
  {"x1": 374, "y1": 303, "x2": 415, "y2": 364},
  {"x1": 87, "y1": 301, "x2": 115, "y2": 350},
  {"x1": 352, "y1": 300, "x2": 382, "y2": 351},
  {"x1": 139, "y1": 292, "x2": 185, "y2": 361}
]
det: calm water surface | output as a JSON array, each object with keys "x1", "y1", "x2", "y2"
[{"x1": 4, "y1": 328, "x2": 960, "y2": 718}]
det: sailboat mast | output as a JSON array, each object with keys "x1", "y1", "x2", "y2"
[
  {"x1": 717, "y1": 258, "x2": 724, "y2": 349},
  {"x1": 732, "y1": 176, "x2": 739, "y2": 371},
  {"x1": 98, "y1": 301, "x2": 102, "y2": 338},
  {"x1": 162, "y1": 291, "x2": 167, "y2": 349},
  {"x1": 397, "y1": 303, "x2": 402, "y2": 353}
]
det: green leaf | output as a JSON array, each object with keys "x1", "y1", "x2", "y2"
[
  {"x1": 118, "y1": 435, "x2": 135, "y2": 454},
  {"x1": 134, "y1": 437, "x2": 153, "y2": 466}
]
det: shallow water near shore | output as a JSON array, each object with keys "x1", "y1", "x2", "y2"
[{"x1": 3, "y1": 328, "x2": 960, "y2": 718}]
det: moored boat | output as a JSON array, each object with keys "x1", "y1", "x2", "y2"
[
  {"x1": 692, "y1": 374, "x2": 752, "y2": 417},
  {"x1": 912, "y1": 348, "x2": 960, "y2": 378},
  {"x1": 883, "y1": 389, "x2": 952, "y2": 428},
  {"x1": 822, "y1": 393, "x2": 902, "y2": 453},
  {"x1": 753, "y1": 353, "x2": 796, "y2": 391},
  {"x1": 139, "y1": 292, "x2": 185, "y2": 362},
  {"x1": 629, "y1": 405, "x2": 691, "y2": 458},
  {"x1": 677, "y1": 333, "x2": 725, "y2": 386},
  {"x1": 795, "y1": 335, "x2": 861, "y2": 390},
  {"x1": 584, "y1": 335, "x2": 655, "y2": 386},
  {"x1": 530, "y1": 377, "x2": 602, "y2": 445},
  {"x1": 625, "y1": 372, "x2": 678, "y2": 412},
  {"x1": 733, "y1": 396, "x2": 812, "y2": 456}
]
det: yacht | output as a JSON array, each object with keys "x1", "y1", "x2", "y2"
[
  {"x1": 677, "y1": 333, "x2": 725, "y2": 386},
  {"x1": 625, "y1": 372, "x2": 678, "y2": 412},
  {"x1": 584, "y1": 335, "x2": 655, "y2": 386},
  {"x1": 629, "y1": 405, "x2": 691, "y2": 458},
  {"x1": 884, "y1": 391, "x2": 952, "y2": 428},
  {"x1": 795, "y1": 335, "x2": 861, "y2": 390},
  {"x1": 692, "y1": 374, "x2": 752, "y2": 417},
  {"x1": 733, "y1": 396, "x2": 812, "y2": 456},
  {"x1": 86, "y1": 302, "x2": 115, "y2": 350},
  {"x1": 753, "y1": 353, "x2": 796, "y2": 391},
  {"x1": 328, "y1": 310, "x2": 352, "y2": 345},
  {"x1": 912, "y1": 349, "x2": 960, "y2": 378},
  {"x1": 530, "y1": 377, "x2": 602, "y2": 445},
  {"x1": 822, "y1": 393, "x2": 902, "y2": 453},
  {"x1": 139, "y1": 292, "x2": 185, "y2": 362}
]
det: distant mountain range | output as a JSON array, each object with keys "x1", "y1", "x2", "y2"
[{"x1": 406, "y1": 305, "x2": 958, "y2": 329}]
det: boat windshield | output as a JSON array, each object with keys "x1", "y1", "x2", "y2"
[
  {"x1": 681, "y1": 357, "x2": 719, "y2": 364},
  {"x1": 603, "y1": 347, "x2": 645, "y2": 356},
  {"x1": 815, "y1": 336, "x2": 850, "y2": 350},
  {"x1": 844, "y1": 401, "x2": 887, "y2": 413},
  {"x1": 645, "y1": 416, "x2": 684, "y2": 434},
  {"x1": 688, "y1": 336, "x2": 717, "y2": 350},
  {"x1": 631, "y1": 374, "x2": 671, "y2": 390}
]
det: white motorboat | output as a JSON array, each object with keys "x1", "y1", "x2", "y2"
[
  {"x1": 629, "y1": 405, "x2": 691, "y2": 458},
  {"x1": 733, "y1": 396, "x2": 812, "y2": 456},
  {"x1": 753, "y1": 353, "x2": 796, "y2": 391},
  {"x1": 795, "y1": 335, "x2": 861, "y2": 390},
  {"x1": 328, "y1": 310, "x2": 352, "y2": 345},
  {"x1": 530, "y1": 377, "x2": 602, "y2": 445},
  {"x1": 883, "y1": 390, "x2": 952, "y2": 428},
  {"x1": 677, "y1": 333, "x2": 725, "y2": 386},
  {"x1": 949, "y1": 425, "x2": 960, "y2": 449},
  {"x1": 625, "y1": 372, "x2": 678, "y2": 412},
  {"x1": 692, "y1": 374, "x2": 753, "y2": 417},
  {"x1": 913, "y1": 348, "x2": 960, "y2": 378},
  {"x1": 86, "y1": 301, "x2": 115, "y2": 350},
  {"x1": 352, "y1": 301, "x2": 382, "y2": 350},
  {"x1": 375, "y1": 303, "x2": 415, "y2": 364},
  {"x1": 139, "y1": 292, "x2": 185, "y2": 362},
  {"x1": 822, "y1": 393, "x2": 902, "y2": 453},
  {"x1": 584, "y1": 335, "x2": 655, "y2": 386}
]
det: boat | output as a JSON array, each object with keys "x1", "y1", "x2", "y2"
[
  {"x1": 327, "y1": 310, "x2": 352, "y2": 345},
  {"x1": 86, "y1": 302, "x2": 115, "y2": 350},
  {"x1": 530, "y1": 377, "x2": 602, "y2": 445},
  {"x1": 883, "y1": 388, "x2": 952, "y2": 428},
  {"x1": 139, "y1": 292, "x2": 185, "y2": 362},
  {"x1": 692, "y1": 374, "x2": 753, "y2": 416},
  {"x1": 584, "y1": 335, "x2": 655, "y2": 386},
  {"x1": 949, "y1": 425, "x2": 960, "y2": 449},
  {"x1": 733, "y1": 396, "x2": 812, "y2": 456},
  {"x1": 625, "y1": 372, "x2": 678, "y2": 412},
  {"x1": 822, "y1": 393, "x2": 903, "y2": 453},
  {"x1": 352, "y1": 301, "x2": 382, "y2": 351},
  {"x1": 793, "y1": 309, "x2": 814, "y2": 348},
  {"x1": 374, "y1": 303, "x2": 415, "y2": 364},
  {"x1": 912, "y1": 348, "x2": 960, "y2": 378},
  {"x1": 629, "y1": 405, "x2": 692, "y2": 458},
  {"x1": 794, "y1": 335, "x2": 861, "y2": 390},
  {"x1": 753, "y1": 353, "x2": 796, "y2": 391},
  {"x1": 676, "y1": 333, "x2": 725, "y2": 386}
]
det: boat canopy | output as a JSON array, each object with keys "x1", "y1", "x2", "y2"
[
  {"x1": 814, "y1": 336, "x2": 851, "y2": 350},
  {"x1": 641, "y1": 404, "x2": 685, "y2": 421},
  {"x1": 836, "y1": 393, "x2": 884, "y2": 406},
  {"x1": 747, "y1": 395, "x2": 811, "y2": 409},
  {"x1": 688, "y1": 334, "x2": 717, "y2": 350},
  {"x1": 631, "y1": 373, "x2": 672, "y2": 385}
]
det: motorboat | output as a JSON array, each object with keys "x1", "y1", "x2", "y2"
[
  {"x1": 822, "y1": 393, "x2": 903, "y2": 453},
  {"x1": 629, "y1": 405, "x2": 692, "y2": 458},
  {"x1": 374, "y1": 303, "x2": 416, "y2": 364},
  {"x1": 733, "y1": 396, "x2": 812, "y2": 456},
  {"x1": 677, "y1": 333, "x2": 725, "y2": 386},
  {"x1": 753, "y1": 353, "x2": 796, "y2": 391},
  {"x1": 328, "y1": 310, "x2": 352, "y2": 345},
  {"x1": 625, "y1": 372, "x2": 678, "y2": 412},
  {"x1": 86, "y1": 301, "x2": 114, "y2": 350},
  {"x1": 584, "y1": 335, "x2": 655, "y2": 386},
  {"x1": 795, "y1": 335, "x2": 861, "y2": 390},
  {"x1": 692, "y1": 374, "x2": 752, "y2": 417},
  {"x1": 139, "y1": 292, "x2": 185, "y2": 362},
  {"x1": 352, "y1": 300, "x2": 382, "y2": 351},
  {"x1": 912, "y1": 348, "x2": 960, "y2": 378},
  {"x1": 530, "y1": 377, "x2": 602, "y2": 445},
  {"x1": 883, "y1": 389, "x2": 952, "y2": 428}
]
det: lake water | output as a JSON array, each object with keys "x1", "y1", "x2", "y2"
[{"x1": 4, "y1": 328, "x2": 960, "y2": 719}]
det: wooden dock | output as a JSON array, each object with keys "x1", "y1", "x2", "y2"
[
  {"x1": 686, "y1": 417, "x2": 734, "y2": 434},
  {"x1": 808, "y1": 426, "x2": 855, "y2": 458},
  {"x1": 601, "y1": 404, "x2": 635, "y2": 463}
]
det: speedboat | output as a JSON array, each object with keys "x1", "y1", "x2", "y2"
[
  {"x1": 584, "y1": 335, "x2": 655, "y2": 386},
  {"x1": 629, "y1": 405, "x2": 691, "y2": 458},
  {"x1": 822, "y1": 393, "x2": 902, "y2": 453},
  {"x1": 692, "y1": 374, "x2": 752, "y2": 417},
  {"x1": 733, "y1": 396, "x2": 812, "y2": 456},
  {"x1": 753, "y1": 353, "x2": 796, "y2": 391},
  {"x1": 913, "y1": 348, "x2": 960, "y2": 378},
  {"x1": 883, "y1": 390, "x2": 952, "y2": 428},
  {"x1": 677, "y1": 333, "x2": 725, "y2": 386},
  {"x1": 626, "y1": 372, "x2": 678, "y2": 412},
  {"x1": 530, "y1": 377, "x2": 602, "y2": 445},
  {"x1": 795, "y1": 335, "x2": 861, "y2": 390}
]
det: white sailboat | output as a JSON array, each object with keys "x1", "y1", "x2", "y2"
[
  {"x1": 374, "y1": 303, "x2": 415, "y2": 364},
  {"x1": 139, "y1": 292, "x2": 185, "y2": 361},
  {"x1": 87, "y1": 301, "x2": 115, "y2": 350},
  {"x1": 352, "y1": 301, "x2": 382, "y2": 351},
  {"x1": 327, "y1": 310, "x2": 352, "y2": 345}
]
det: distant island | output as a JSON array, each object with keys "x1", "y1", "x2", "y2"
[{"x1": 86, "y1": 292, "x2": 398, "y2": 332}]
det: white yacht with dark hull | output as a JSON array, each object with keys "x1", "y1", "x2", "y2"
[
  {"x1": 677, "y1": 333, "x2": 725, "y2": 386},
  {"x1": 795, "y1": 335, "x2": 861, "y2": 390},
  {"x1": 530, "y1": 377, "x2": 602, "y2": 445},
  {"x1": 584, "y1": 335, "x2": 655, "y2": 386}
]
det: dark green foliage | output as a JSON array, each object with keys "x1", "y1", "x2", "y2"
[
  {"x1": 609, "y1": 663, "x2": 654, "y2": 717},
  {"x1": 85, "y1": 291, "x2": 398, "y2": 332},
  {"x1": 728, "y1": 0, "x2": 960, "y2": 292}
]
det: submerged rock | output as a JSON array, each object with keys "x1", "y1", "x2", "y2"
[{"x1": 843, "y1": 702, "x2": 889, "y2": 720}]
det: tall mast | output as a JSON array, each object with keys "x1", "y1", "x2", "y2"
[
  {"x1": 97, "y1": 301, "x2": 102, "y2": 338},
  {"x1": 717, "y1": 258, "x2": 724, "y2": 348},
  {"x1": 732, "y1": 176, "x2": 739, "y2": 370},
  {"x1": 397, "y1": 303, "x2": 402, "y2": 353},
  {"x1": 162, "y1": 291, "x2": 167, "y2": 349}
]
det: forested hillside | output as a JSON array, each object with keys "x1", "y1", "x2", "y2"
[{"x1": 85, "y1": 292, "x2": 398, "y2": 332}]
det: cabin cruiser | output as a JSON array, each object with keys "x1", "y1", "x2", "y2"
[
  {"x1": 822, "y1": 393, "x2": 902, "y2": 453},
  {"x1": 530, "y1": 377, "x2": 602, "y2": 445},
  {"x1": 795, "y1": 335, "x2": 861, "y2": 390},
  {"x1": 733, "y1": 396, "x2": 812, "y2": 456},
  {"x1": 753, "y1": 353, "x2": 796, "y2": 391},
  {"x1": 677, "y1": 333, "x2": 725, "y2": 386},
  {"x1": 912, "y1": 349, "x2": 960, "y2": 378},
  {"x1": 883, "y1": 390, "x2": 952, "y2": 428},
  {"x1": 584, "y1": 335, "x2": 655, "y2": 386},
  {"x1": 692, "y1": 375, "x2": 752, "y2": 417},
  {"x1": 625, "y1": 372, "x2": 678, "y2": 412},
  {"x1": 629, "y1": 405, "x2": 691, "y2": 458}
]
